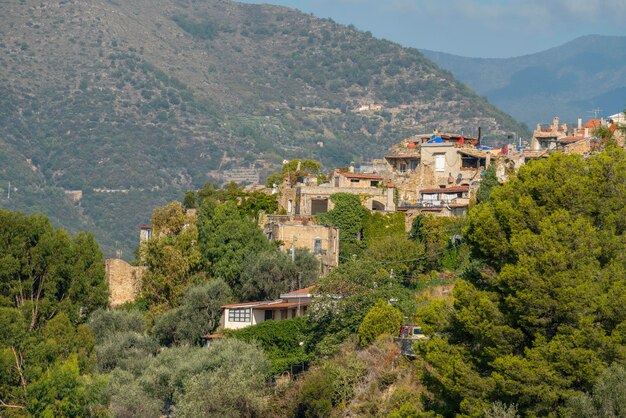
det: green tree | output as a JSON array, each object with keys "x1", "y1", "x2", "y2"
[
  {"x1": 139, "y1": 202, "x2": 205, "y2": 311},
  {"x1": 0, "y1": 210, "x2": 108, "y2": 330},
  {"x1": 104, "y1": 340, "x2": 269, "y2": 416},
  {"x1": 420, "y1": 149, "x2": 626, "y2": 416},
  {"x1": 27, "y1": 355, "x2": 108, "y2": 418},
  {"x1": 358, "y1": 300, "x2": 403, "y2": 346},
  {"x1": 366, "y1": 236, "x2": 426, "y2": 281},
  {"x1": 88, "y1": 309, "x2": 146, "y2": 344},
  {"x1": 281, "y1": 159, "x2": 322, "y2": 185},
  {"x1": 239, "y1": 190, "x2": 278, "y2": 220},
  {"x1": 317, "y1": 193, "x2": 370, "y2": 259},
  {"x1": 182, "y1": 191, "x2": 197, "y2": 209},
  {"x1": 197, "y1": 200, "x2": 272, "y2": 293},
  {"x1": 151, "y1": 201, "x2": 187, "y2": 236},
  {"x1": 153, "y1": 279, "x2": 232, "y2": 346},
  {"x1": 476, "y1": 164, "x2": 499, "y2": 203},
  {"x1": 0, "y1": 210, "x2": 108, "y2": 413},
  {"x1": 240, "y1": 248, "x2": 319, "y2": 301},
  {"x1": 308, "y1": 259, "x2": 412, "y2": 355},
  {"x1": 265, "y1": 172, "x2": 284, "y2": 188},
  {"x1": 225, "y1": 317, "x2": 311, "y2": 374},
  {"x1": 363, "y1": 211, "x2": 406, "y2": 246},
  {"x1": 410, "y1": 214, "x2": 466, "y2": 271},
  {"x1": 566, "y1": 363, "x2": 626, "y2": 418}
]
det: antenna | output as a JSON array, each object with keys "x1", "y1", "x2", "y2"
[
  {"x1": 587, "y1": 108, "x2": 603, "y2": 119},
  {"x1": 7, "y1": 181, "x2": 10, "y2": 200}
]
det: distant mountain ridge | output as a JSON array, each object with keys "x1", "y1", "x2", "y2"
[
  {"x1": 422, "y1": 35, "x2": 626, "y2": 126},
  {"x1": 0, "y1": 0, "x2": 524, "y2": 256}
]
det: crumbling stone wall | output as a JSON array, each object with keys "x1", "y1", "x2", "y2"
[{"x1": 105, "y1": 259, "x2": 146, "y2": 307}]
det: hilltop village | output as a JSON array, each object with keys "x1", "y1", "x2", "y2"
[
  {"x1": 5, "y1": 108, "x2": 626, "y2": 417},
  {"x1": 106, "y1": 111, "x2": 626, "y2": 332}
]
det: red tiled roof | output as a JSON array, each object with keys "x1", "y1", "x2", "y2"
[
  {"x1": 584, "y1": 119, "x2": 601, "y2": 129},
  {"x1": 338, "y1": 171, "x2": 382, "y2": 180},
  {"x1": 420, "y1": 186, "x2": 469, "y2": 194},
  {"x1": 138, "y1": 225, "x2": 152, "y2": 229}
]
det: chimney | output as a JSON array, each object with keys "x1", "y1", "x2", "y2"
[
  {"x1": 485, "y1": 152, "x2": 491, "y2": 167},
  {"x1": 478, "y1": 126, "x2": 482, "y2": 143},
  {"x1": 348, "y1": 165, "x2": 355, "y2": 173},
  {"x1": 585, "y1": 127, "x2": 589, "y2": 137},
  {"x1": 578, "y1": 117, "x2": 582, "y2": 130}
]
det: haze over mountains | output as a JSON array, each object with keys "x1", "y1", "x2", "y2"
[
  {"x1": 422, "y1": 35, "x2": 626, "y2": 126},
  {"x1": 0, "y1": 0, "x2": 524, "y2": 257}
]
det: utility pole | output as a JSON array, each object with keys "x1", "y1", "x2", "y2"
[
  {"x1": 297, "y1": 272, "x2": 302, "y2": 316},
  {"x1": 7, "y1": 181, "x2": 10, "y2": 200}
]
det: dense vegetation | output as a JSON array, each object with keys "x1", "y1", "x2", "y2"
[
  {"x1": 418, "y1": 146, "x2": 626, "y2": 416},
  {"x1": 0, "y1": 0, "x2": 525, "y2": 258},
  {"x1": 0, "y1": 210, "x2": 108, "y2": 416},
  {"x1": 8, "y1": 148, "x2": 626, "y2": 416}
]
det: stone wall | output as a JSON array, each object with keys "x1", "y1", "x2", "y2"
[
  {"x1": 563, "y1": 138, "x2": 591, "y2": 155},
  {"x1": 105, "y1": 259, "x2": 146, "y2": 307}
]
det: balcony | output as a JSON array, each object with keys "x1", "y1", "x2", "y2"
[{"x1": 398, "y1": 197, "x2": 469, "y2": 209}]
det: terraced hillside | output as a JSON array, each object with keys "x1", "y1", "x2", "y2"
[{"x1": 0, "y1": 0, "x2": 525, "y2": 256}]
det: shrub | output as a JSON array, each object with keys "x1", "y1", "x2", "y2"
[
  {"x1": 152, "y1": 279, "x2": 232, "y2": 346},
  {"x1": 88, "y1": 309, "x2": 146, "y2": 343},
  {"x1": 295, "y1": 369, "x2": 334, "y2": 418},
  {"x1": 225, "y1": 317, "x2": 310, "y2": 375},
  {"x1": 358, "y1": 300, "x2": 403, "y2": 347}
]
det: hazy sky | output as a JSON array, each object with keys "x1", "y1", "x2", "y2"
[{"x1": 241, "y1": 0, "x2": 626, "y2": 57}]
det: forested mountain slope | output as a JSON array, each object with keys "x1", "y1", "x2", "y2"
[{"x1": 0, "y1": 0, "x2": 524, "y2": 256}]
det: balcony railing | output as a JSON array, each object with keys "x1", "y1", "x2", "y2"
[{"x1": 398, "y1": 197, "x2": 469, "y2": 209}]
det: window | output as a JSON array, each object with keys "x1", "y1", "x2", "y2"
[
  {"x1": 399, "y1": 163, "x2": 407, "y2": 173},
  {"x1": 264, "y1": 310, "x2": 274, "y2": 321},
  {"x1": 228, "y1": 308, "x2": 251, "y2": 322},
  {"x1": 311, "y1": 199, "x2": 328, "y2": 215},
  {"x1": 287, "y1": 200, "x2": 293, "y2": 213},
  {"x1": 410, "y1": 160, "x2": 419, "y2": 170},
  {"x1": 350, "y1": 178, "x2": 360, "y2": 183},
  {"x1": 370, "y1": 180, "x2": 379, "y2": 187},
  {"x1": 314, "y1": 238, "x2": 322, "y2": 254},
  {"x1": 434, "y1": 154, "x2": 445, "y2": 172}
]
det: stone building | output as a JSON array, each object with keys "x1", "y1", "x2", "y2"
[
  {"x1": 278, "y1": 171, "x2": 396, "y2": 216},
  {"x1": 105, "y1": 258, "x2": 146, "y2": 307},
  {"x1": 259, "y1": 213, "x2": 339, "y2": 275}
]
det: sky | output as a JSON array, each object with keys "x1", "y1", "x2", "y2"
[{"x1": 241, "y1": 0, "x2": 626, "y2": 58}]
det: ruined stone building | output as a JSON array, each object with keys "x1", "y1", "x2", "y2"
[
  {"x1": 259, "y1": 213, "x2": 339, "y2": 275},
  {"x1": 105, "y1": 258, "x2": 145, "y2": 307},
  {"x1": 278, "y1": 170, "x2": 396, "y2": 217}
]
